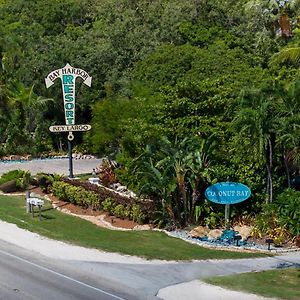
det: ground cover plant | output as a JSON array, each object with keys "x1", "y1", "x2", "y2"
[
  {"x1": 0, "y1": 170, "x2": 31, "y2": 192},
  {"x1": 0, "y1": 194, "x2": 267, "y2": 260},
  {"x1": 205, "y1": 268, "x2": 300, "y2": 300}
]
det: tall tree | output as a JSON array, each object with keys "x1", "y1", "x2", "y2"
[{"x1": 233, "y1": 87, "x2": 278, "y2": 203}]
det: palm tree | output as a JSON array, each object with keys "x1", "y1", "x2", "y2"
[
  {"x1": 136, "y1": 135, "x2": 217, "y2": 226},
  {"x1": 6, "y1": 81, "x2": 53, "y2": 132},
  {"x1": 271, "y1": 47, "x2": 300, "y2": 65},
  {"x1": 276, "y1": 78, "x2": 300, "y2": 185},
  {"x1": 233, "y1": 87, "x2": 278, "y2": 203}
]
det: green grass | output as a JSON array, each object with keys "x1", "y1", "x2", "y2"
[
  {"x1": 205, "y1": 268, "x2": 300, "y2": 300},
  {"x1": 76, "y1": 173, "x2": 93, "y2": 180},
  {"x1": 0, "y1": 195, "x2": 267, "y2": 260}
]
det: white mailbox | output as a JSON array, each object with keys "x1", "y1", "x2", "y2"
[{"x1": 28, "y1": 198, "x2": 44, "y2": 206}]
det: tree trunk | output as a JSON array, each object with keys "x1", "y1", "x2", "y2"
[
  {"x1": 266, "y1": 138, "x2": 273, "y2": 203},
  {"x1": 191, "y1": 177, "x2": 199, "y2": 222},
  {"x1": 283, "y1": 152, "x2": 291, "y2": 188},
  {"x1": 279, "y1": 14, "x2": 292, "y2": 38}
]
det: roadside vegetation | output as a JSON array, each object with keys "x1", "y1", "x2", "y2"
[
  {"x1": 0, "y1": 0, "x2": 300, "y2": 244},
  {"x1": 204, "y1": 268, "x2": 300, "y2": 300},
  {"x1": 0, "y1": 194, "x2": 267, "y2": 260}
]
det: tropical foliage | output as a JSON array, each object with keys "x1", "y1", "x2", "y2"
[{"x1": 0, "y1": 0, "x2": 300, "y2": 235}]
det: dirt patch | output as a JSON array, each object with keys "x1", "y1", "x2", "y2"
[{"x1": 103, "y1": 215, "x2": 138, "y2": 229}]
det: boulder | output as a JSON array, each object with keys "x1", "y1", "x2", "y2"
[
  {"x1": 0, "y1": 180, "x2": 17, "y2": 193},
  {"x1": 188, "y1": 226, "x2": 210, "y2": 238},
  {"x1": 133, "y1": 224, "x2": 151, "y2": 231},
  {"x1": 10, "y1": 155, "x2": 22, "y2": 161},
  {"x1": 234, "y1": 225, "x2": 252, "y2": 241},
  {"x1": 207, "y1": 229, "x2": 223, "y2": 240}
]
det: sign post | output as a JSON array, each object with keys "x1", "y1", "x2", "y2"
[
  {"x1": 45, "y1": 64, "x2": 92, "y2": 178},
  {"x1": 205, "y1": 182, "x2": 251, "y2": 229},
  {"x1": 225, "y1": 204, "x2": 230, "y2": 229}
]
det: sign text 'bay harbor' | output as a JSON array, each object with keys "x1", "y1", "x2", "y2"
[{"x1": 45, "y1": 64, "x2": 92, "y2": 177}]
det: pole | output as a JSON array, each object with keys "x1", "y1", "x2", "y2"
[
  {"x1": 225, "y1": 204, "x2": 230, "y2": 229},
  {"x1": 68, "y1": 139, "x2": 74, "y2": 178},
  {"x1": 26, "y1": 191, "x2": 31, "y2": 213}
]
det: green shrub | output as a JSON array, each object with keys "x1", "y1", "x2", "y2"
[
  {"x1": 102, "y1": 197, "x2": 116, "y2": 214},
  {"x1": 52, "y1": 181, "x2": 100, "y2": 209},
  {"x1": 253, "y1": 188, "x2": 300, "y2": 240},
  {"x1": 85, "y1": 191, "x2": 101, "y2": 210},
  {"x1": 0, "y1": 170, "x2": 31, "y2": 191},
  {"x1": 64, "y1": 185, "x2": 80, "y2": 204},
  {"x1": 52, "y1": 181, "x2": 69, "y2": 201},
  {"x1": 16, "y1": 171, "x2": 31, "y2": 190},
  {"x1": 52, "y1": 181, "x2": 147, "y2": 223},
  {"x1": 113, "y1": 204, "x2": 126, "y2": 219},
  {"x1": 36, "y1": 173, "x2": 62, "y2": 192},
  {"x1": 0, "y1": 170, "x2": 24, "y2": 185},
  {"x1": 276, "y1": 189, "x2": 300, "y2": 237},
  {"x1": 131, "y1": 204, "x2": 146, "y2": 224},
  {"x1": 253, "y1": 203, "x2": 279, "y2": 238}
]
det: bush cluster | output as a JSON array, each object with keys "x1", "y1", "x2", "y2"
[
  {"x1": 62, "y1": 178, "x2": 154, "y2": 219},
  {"x1": 253, "y1": 188, "x2": 300, "y2": 243},
  {"x1": 102, "y1": 198, "x2": 146, "y2": 223},
  {"x1": 52, "y1": 181, "x2": 147, "y2": 223},
  {"x1": 0, "y1": 170, "x2": 31, "y2": 192},
  {"x1": 52, "y1": 181, "x2": 100, "y2": 209}
]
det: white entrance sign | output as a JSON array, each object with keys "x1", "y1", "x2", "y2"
[
  {"x1": 45, "y1": 64, "x2": 92, "y2": 177},
  {"x1": 45, "y1": 63, "x2": 92, "y2": 127}
]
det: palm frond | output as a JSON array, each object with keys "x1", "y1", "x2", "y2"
[{"x1": 270, "y1": 47, "x2": 300, "y2": 66}]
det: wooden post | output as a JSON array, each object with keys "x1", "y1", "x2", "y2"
[
  {"x1": 38, "y1": 205, "x2": 42, "y2": 221},
  {"x1": 26, "y1": 191, "x2": 31, "y2": 213}
]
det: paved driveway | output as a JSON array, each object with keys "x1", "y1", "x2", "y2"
[{"x1": 0, "y1": 158, "x2": 103, "y2": 176}]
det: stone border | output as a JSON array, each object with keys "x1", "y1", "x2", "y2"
[{"x1": 164, "y1": 230, "x2": 300, "y2": 254}]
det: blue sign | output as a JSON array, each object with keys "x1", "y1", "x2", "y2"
[{"x1": 205, "y1": 182, "x2": 251, "y2": 205}]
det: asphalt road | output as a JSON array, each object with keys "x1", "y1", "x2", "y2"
[
  {"x1": 0, "y1": 240, "x2": 128, "y2": 300},
  {"x1": 1, "y1": 236, "x2": 300, "y2": 300},
  {"x1": 0, "y1": 158, "x2": 103, "y2": 176}
]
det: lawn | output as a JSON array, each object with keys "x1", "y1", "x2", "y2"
[
  {"x1": 0, "y1": 194, "x2": 267, "y2": 260},
  {"x1": 205, "y1": 268, "x2": 300, "y2": 300}
]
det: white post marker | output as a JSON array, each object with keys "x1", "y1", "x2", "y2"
[{"x1": 45, "y1": 63, "x2": 92, "y2": 177}]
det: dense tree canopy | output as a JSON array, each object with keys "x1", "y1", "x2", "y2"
[{"x1": 0, "y1": 0, "x2": 300, "y2": 228}]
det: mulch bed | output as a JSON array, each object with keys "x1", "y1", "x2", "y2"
[{"x1": 29, "y1": 186, "x2": 139, "y2": 229}]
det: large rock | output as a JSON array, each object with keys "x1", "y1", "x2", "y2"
[
  {"x1": 188, "y1": 226, "x2": 210, "y2": 238},
  {"x1": 207, "y1": 229, "x2": 223, "y2": 240},
  {"x1": 234, "y1": 225, "x2": 252, "y2": 241},
  {"x1": 133, "y1": 224, "x2": 152, "y2": 231},
  {"x1": 0, "y1": 180, "x2": 17, "y2": 193}
]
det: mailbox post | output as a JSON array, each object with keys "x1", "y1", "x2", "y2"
[{"x1": 26, "y1": 195, "x2": 44, "y2": 221}]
